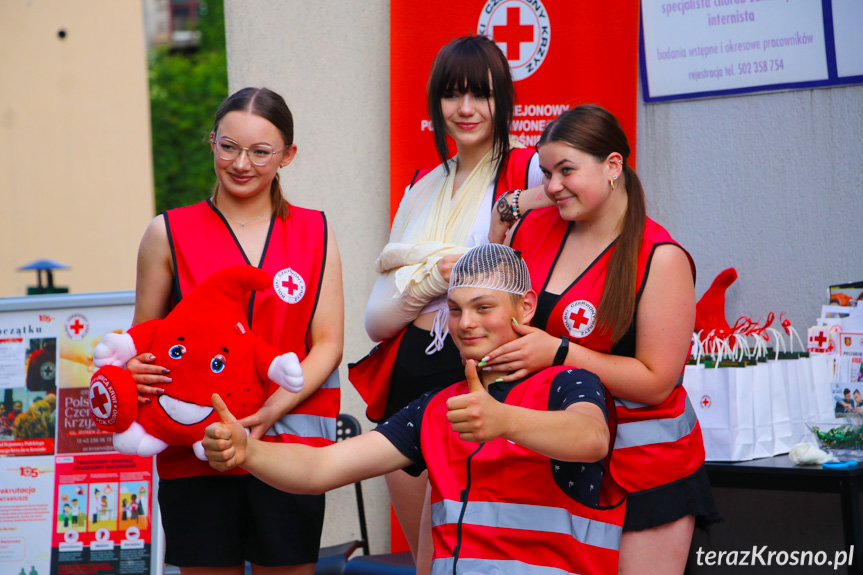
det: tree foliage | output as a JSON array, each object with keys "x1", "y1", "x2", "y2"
[{"x1": 148, "y1": 0, "x2": 227, "y2": 213}]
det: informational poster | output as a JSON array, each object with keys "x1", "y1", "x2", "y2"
[
  {"x1": 0, "y1": 294, "x2": 134, "y2": 457},
  {"x1": 390, "y1": 0, "x2": 640, "y2": 218},
  {"x1": 0, "y1": 455, "x2": 55, "y2": 575},
  {"x1": 640, "y1": 0, "x2": 863, "y2": 102},
  {"x1": 51, "y1": 454, "x2": 153, "y2": 575},
  {"x1": 0, "y1": 293, "x2": 160, "y2": 575}
]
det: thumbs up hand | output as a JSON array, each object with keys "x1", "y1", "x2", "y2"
[
  {"x1": 445, "y1": 360, "x2": 507, "y2": 443},
  {"x1": 203, "y1": 393, "x2": 249, "y2": 471}
]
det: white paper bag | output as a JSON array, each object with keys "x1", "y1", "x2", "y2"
[
  {"x1": 780, "y1": 357, "x2": 809, "y2": 444},
  {"x1": 750, "y1": 360, "x2": 775, "y2": 459},
  {"x1": 684, "y1": 362, "x2": 754, "y2": 462},
  {"x1": 767, "y1": 359, "x2": 794, "y2": 455}
]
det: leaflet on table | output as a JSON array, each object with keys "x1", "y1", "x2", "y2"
[
  {"x1": 51, "y1": 453, "x2": 153, "y2": 575},
  {"x1": 0, "y1": 302, "x2": 133, "y2": 457},
  {"x1": 831, "y1": 333, "x2": 863, "y2": 418},
  {"x1": 0, "y1": 456, "x2": 55, "y2": 575}
]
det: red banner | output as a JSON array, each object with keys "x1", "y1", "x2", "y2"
[{"x1": 390, "y1": 0, "x2": 640, "y2": 220}]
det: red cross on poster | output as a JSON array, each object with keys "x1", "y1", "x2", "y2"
[{"x1": 390, "y1": 0, "x2": 640, "y2": 220}]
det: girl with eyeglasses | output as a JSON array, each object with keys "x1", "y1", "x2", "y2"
[{"x1": 128, "y1": 87, "x2": 344, "y2": 575}]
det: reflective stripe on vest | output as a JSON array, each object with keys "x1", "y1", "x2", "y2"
[
  {"x1": 431, "y1": 557, "x2": 573, "y2": 575},
  {"x1": 431, "y1": 498, "x2": 622, "y2": 552},
  {"x1": 319, "y1": 369, "x2": 341, "y2": 389},
  {"x1": 614, "y1": 395, "x2": 697, "y2": 450},
  {"x1": 266, "y1": 414, "x2": 337, "y2": 442}
]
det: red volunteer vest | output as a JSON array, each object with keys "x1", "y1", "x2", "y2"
[
  {"x1": 423, "y1": 367, "x2": 626, "y2": 575},
  {"x1": 511, "y1": 209, "x2": 704, "y2": 493},
  {"x1": 158, "y1": 200, "x2": 338, "y2": 479},
  {"x1": 350, "y1": 147, "x2": 535, "y2": 420}
]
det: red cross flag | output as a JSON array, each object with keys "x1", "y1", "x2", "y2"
[{"x1": 390, "y1": 0, "x2": 640, "y2": 220}]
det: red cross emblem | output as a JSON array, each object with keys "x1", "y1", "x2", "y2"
[
  {"x1": 282, "y1": 276, "x2": 300, "y2": 295},
  {"x1": 812, "y1": 331, "x2": 827, "y2": 346},
  {"x1": 274, "y1": 268, "x2": 306, "y2": 304},
  {"x1": 493, "y1": 7, "x2": 533, "y2": 61},
  {"x1": 700, "y1": 396, "x2": 711, "y2": 409},
  {"x1": 91, "y1": 384, "x2": 111, "y2": 418},
  {"x1": 569, "y1": 308, "x2": 590, "y2": 330},
  {"x1": 65, "y1": 313, "x2": 89, "y2": 339},
  {"x1": 563, "y1": 300, "x2": 596, "y2": 338},
  {"x1": 478, "y1": 0, "x2": 550, "y2": 82}
]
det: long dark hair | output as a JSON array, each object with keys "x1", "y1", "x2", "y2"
[
  {"x1": 212, "y1": 87, "x2": 294, "y2": 218},
  {"x1": 427, "y1": 36, "x2": 515, "y2": 180},
  {"x1": 537, "y1": 105, "x2": 646, "y2": 343}
]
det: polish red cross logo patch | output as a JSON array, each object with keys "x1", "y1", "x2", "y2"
[
  {"x1": 89, "y1": 372, "x2": 118, "y2": 426},
  {"x1": 477, "y1": 0, "x2": 550, "y2": 81},
  {"x1": 273, "y1": 268, "x2": 306, "y2": 304},
  {"x1": 562, "y1": 300, "x2": 597, "y2": 339}
]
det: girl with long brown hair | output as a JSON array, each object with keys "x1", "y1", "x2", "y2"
[{"x1": 484, "y1": 104, "x2": 719, "y2": 574}]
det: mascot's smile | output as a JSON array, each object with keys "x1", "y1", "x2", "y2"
[
  {"x1": 89, "y1": 266, "x2": 304, "y2": 458},
  {"x1": 158, "y1": 394, "x2": 214, "y2": 426}
]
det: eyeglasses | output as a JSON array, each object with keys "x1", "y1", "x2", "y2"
[{"x1": 211, "y1": 136, "x2": 287, "y2": 167}]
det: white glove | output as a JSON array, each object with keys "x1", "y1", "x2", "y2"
[
  {"x1": 268, "y1": 352, "x2": 304, "y2": 393},
  {"x1": 93, "y1": 333, "x2": 137, "y2": 368}
]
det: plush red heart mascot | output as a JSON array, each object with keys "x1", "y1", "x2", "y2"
[{"x1": 88, "y1": 265, "x2": 303, "y2": 459}]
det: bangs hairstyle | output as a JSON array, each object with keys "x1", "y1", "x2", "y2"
[
  {"x1": 212, "y1": 87, "x2": 294, "y2": 218},
  {"x1": 537, "y1": 105, "x2": 647, "y2": 343},
  {"x1": 427, "y1": 36, "x2": 515, "y2": 177}
]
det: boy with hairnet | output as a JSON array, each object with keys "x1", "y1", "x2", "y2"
[{"x1": 203, "y1": 244, "x2": 625, "y2": 575}]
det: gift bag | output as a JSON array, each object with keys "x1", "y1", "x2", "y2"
[
  {"x1": 766, "y1": 359, "x2": 794, "y2": 454},
  {"x1": 750, "y1": 359, "x2": 775, "y2": 459},
  {"x1": 796, "y1": 353, "x2": 822, "y2": 423},
  {"x1": 777, "y1": 324, "x2": 811, "y2": 444},
  {"x1": 684, "y1": 347, "x2": 755, "y2": 462},
  {"x1": 779, "y1": 355, "x2": 808, "y2": 444},
  {"x1": 762, "y1": 328, "x2": 794, "y2": 455}
]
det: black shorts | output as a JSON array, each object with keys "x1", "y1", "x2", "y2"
[
  {"x1": 159, "y1": 474, "x2": 325, "y2": 567},
  {"x1": 622, "y1": 465, "x2": 721, "y2": 531},
  {"x1": 381, "y1": 324, "x2": 465, "y2": 421}
]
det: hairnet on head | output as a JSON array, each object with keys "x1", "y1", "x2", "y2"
[{"x1": 448, "y1": 243, "x2": 531, "y2": 295}]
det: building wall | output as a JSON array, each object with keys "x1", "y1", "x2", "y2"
[
  {"x1": 0, "y1": 1, "x2": 154, "y2": 297},
  {"x1": 637, "y1": 83, "x2": 863, "y2": 338},
  {"x1": 224, "y1": 0, "x2": 393, "y2": 553},
  {"x1": 223, "y1": 0, "x2": 863, "y2": 559}
]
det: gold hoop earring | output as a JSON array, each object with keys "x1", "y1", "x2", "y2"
[{"x1": 610, "y1": 177, "x2": 616, "y2": 191}]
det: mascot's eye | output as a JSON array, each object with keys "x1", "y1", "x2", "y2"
[
  {"x1": 169, "y1": 345, "x2": 186, "y2": 359},
  {"x1": 211, "y1": 355, "x2": 226, "y2": 374}
]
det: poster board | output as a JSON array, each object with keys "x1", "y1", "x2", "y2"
[
  {"x1": 0, "y1": 292, "x2": 160, "y2": 575},
  {"x1": 640, "y1": 0, "x2": 863, "y2": 102}
]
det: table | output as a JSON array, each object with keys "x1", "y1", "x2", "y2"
[{"x1": 705, "y1": 455, "x2": 863, "y2": 574}]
